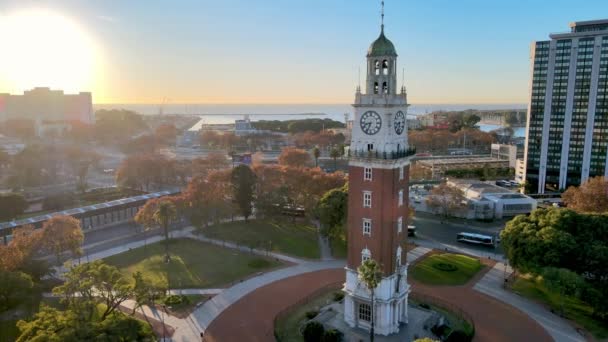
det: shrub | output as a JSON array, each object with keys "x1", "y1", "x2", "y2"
[
  {"x1": 321, "y1": 329, "x2": 343, "y2": 342},
  {"x1": 446, "y1": 329, "x2": 473, "y2": 342},
  {"x1": 305, "y1": 310, "x2": 319, "y2": 319},
  {"x1": 431, "y1": 324, "x2": 452, "y2": 339},
  {"x1": 302, "y1": 321, "x2": 325, "y2": 342},
  {"x1": 333, "y1": 292, "x2": 344, "y2": 302},
  {"x1": 164, "y1": 295, "x2": 189, "y2": 306},
  {"x1": 432, "y1": 262, "x2": 458, "y2": 272}
]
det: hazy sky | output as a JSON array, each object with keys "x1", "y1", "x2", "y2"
[{"x1": 1, "y1": 0, "x2": 607, "y2": 104}]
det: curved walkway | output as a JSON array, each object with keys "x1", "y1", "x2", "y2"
[
  {"x1": 202, "y1": 268, "x2": 344, "y2": 342},
  {"x1": 171, "y1": 260, "x2": 344, "y2": 341},
  {"x1": 200, "y1": 266, "x2": 552, "y2": 342}
]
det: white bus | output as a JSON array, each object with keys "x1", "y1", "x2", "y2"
[{"x1": 456, "y1": 232, "x2": 494, "y2": 247}]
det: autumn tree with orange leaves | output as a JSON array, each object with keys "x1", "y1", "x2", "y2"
[
  {"x1": 42, "y1": 216, "x2": 84, "y2": 263},
  {"x1": 278, "y1": 147, "x2": 312, "y2": 168},
  {"x1": 562, "y1": 176, "x2": 608, "y2": 213}
]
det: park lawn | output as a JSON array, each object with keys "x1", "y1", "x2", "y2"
[
  {"x1": 104, "y1": 238, "x2": 283, "y2": 289},
  {"x1": 512, "y1": 274, "x2": 608, "y2": 339},
  {"x1": 410, "y1": 253, "x2": 483, "y2": 286},
  {"x1": 203, "y1": 220, "x2": 320, "y2": 259},
  {"x1": 274, "y1": 289, "x2": 341, "y2": 341}
]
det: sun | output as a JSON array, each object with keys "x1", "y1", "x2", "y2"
[{"x1": 0, "y1": 9, "x2": 100, "y2": 94}]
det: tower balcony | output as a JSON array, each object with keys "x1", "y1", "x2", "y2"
[{"x1": 350, "y1": 146, "x2": 416, "y2": 161}]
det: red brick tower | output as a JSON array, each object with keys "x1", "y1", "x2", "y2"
[{"x1": 342, "y1": 10, "x2": 412, "y2": 335}]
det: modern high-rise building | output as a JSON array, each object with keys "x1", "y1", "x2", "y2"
[
  {"x1": 342, "y1": 6, "x2": 412, "y2": 335},
  {"x1": 523, "y1": 19, "x2": 608, "y2": 193}
]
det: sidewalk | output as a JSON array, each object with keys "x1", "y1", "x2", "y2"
[
  {"x1": 473, "y1": 263, "x2": 586, "y2": 342},
  {"x1": 172, "y1": 259, "x2": 345, "y2": 341}
]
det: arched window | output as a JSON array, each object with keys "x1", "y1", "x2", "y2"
[
  {"x1": 396, "y1": 246, "x2": 402, "y2": 266},
  {"x1": 374, "y1": 60, "x2": 380, "y2": 75},
  {"x1": 361, "y1": 248, "x2": 371, "y2": 264},
  {"x1": 382, "y1": 82, "x2": 388, "y2": 94},
  {"x1": 382, "y1": 60, "x2": 389, "y2": 75},
  {"x1": 374, "y1": 82, "x2": 379, "y2": 94}
]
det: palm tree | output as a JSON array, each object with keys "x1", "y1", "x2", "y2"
[
  {"x1": 153, "y1": 200, "x2": 177, "y2": 263},
  {"x1": 358, "y1": 258, "x2": 383, "y2": 342},
  {"x1": 312, "y1": 146, "x2": 320, "y2": 167},
  {"x1": 330, "y1": 147, "x2": 341, "y2": 171}
]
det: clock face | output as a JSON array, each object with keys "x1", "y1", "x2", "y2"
[
  {"x1": 360, "y1": 111, "x2": 382, "y2": 135},
  {"x1": 394, "y1": 111, "x2": 405, "y2": 135}
]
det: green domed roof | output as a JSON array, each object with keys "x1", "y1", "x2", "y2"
[{"x1": 367, "y1": 28, "x2": 397, "y2": 57}]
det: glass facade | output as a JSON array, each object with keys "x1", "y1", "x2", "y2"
[
  {"x1": 590, "y1": 36, "x2": 608, "y2": 176},
  {"x1": 525, "y1": 41, "x2": 549, "y2": 188},
  {"x1": 525, "y1": 21, "x2": 608, "y2": 192}
]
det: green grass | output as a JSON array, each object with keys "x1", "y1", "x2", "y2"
[
  {"x1": 512, "y1": 274, "x2": 608, "y2": 339},
  {"x1": 274, "y1": 289, "x2": 338, "y2": 341},
  {"x1": 330, "y1": 237, "x2": 347, "y2": 259},
  {"x1": 104, "y1": 238, "x2": 283, "y2": 289},
  {"x1": 203, "y1": 220, "x2": 320, "y2": 259},
  {"x1": 410, "y1": 253, "x2": 483, "y2": 286}
]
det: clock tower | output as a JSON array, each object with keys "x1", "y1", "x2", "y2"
[{"x1": 342, "y1": 4, "x2": 412, "y2": 336}]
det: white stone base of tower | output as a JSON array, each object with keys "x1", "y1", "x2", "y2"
[{"x1": 343, "y1": 265, "x2": 410, "y2": 336}]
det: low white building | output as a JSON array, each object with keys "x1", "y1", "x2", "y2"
[
  {"x1": 449, "y1": 180, "x2": 537, "y2": 220},
  {"x1": 413, "y1": 180, "x2": 537, "y2": 220}
]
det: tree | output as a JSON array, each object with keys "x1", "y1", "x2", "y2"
[
  {"x1": 278, "y1": 147, "x2": 311, "y2": 168},
  {"x1": 0, "y1": 225, "x2": 46, "y2": 275},
  {"x1": 53, "y1": 260, "x2": 134, "y2": 321},
  {"x1": 542, "y1": 267, "x2": 586, "y2": 316},
  {"x1": 153, "y1": 200, "x2": 177, "y2": 263},
  {"x1": 182, "y1": 171, "x2": 234, "y2": 227},
  {"x1": 131, "y1": 271, "x2": 165, "y2": 316},
  {"x1": 425, "y1": 183, "x2": 467, "y2": 219},
  {"x1": 16, "y1": 304, "x2": 154, "y2": 341},
  {"x1": 64, "y1": 146, "x2": 101, "y2": 192},
  {"x1": 316, "y1": 185, "x2": 348, "y2": 241},
  {"x1": 0, "y1": 192, "x2": 28, "y2": 221},
  {"x1": 330, "y1": 147, "x2": 341, "y2": 170},
  {"x1": 155, "y1": 123, "x2": 178, "y2": 143},
  {"x1": 358, "y1": 259, "x2": 383, "y2": 342},
  {"x1": 231, "y1": 165, "x2": 257, "y2": 221},
  {"x1": 500, "y1": 208, "x2": 608, "y2": 318},
  {"x1": 562, "y1": 176, "x2": 608, "y2": 213},
  {"x1": 312, "y1": 146, "x2": 320, "y2": 167},
  {"x1": 41, "y1": 215, "x2": 84, "y2": 263},
  {"x1": 0, "y1": 270, "x2": 33, "y2": 312}
]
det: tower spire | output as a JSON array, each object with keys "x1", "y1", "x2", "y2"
[{"x1": 381, "y1": 0, "x2": 385, "y2": 33}]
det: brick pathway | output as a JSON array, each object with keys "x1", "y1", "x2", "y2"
[
  {"x1": 201, "y1": 265, "x2": 551, "y2": 342},
  {"x1": 202, "y1": 268, "x2": 344, "y2": 342}
]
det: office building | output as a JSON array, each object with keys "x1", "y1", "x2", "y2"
[
  {"x1": 0, "y1": 87, "x2": 93, "y2": 124},
  {"x1": 524, "y1": 19, "x2": 608, "y2": 193}
]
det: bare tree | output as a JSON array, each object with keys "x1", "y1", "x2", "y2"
[{"x1": 425, "y1": 182, "x2": 467, "y2": 219}]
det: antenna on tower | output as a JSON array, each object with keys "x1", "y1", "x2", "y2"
[
  {"x1": 381, "y1": 0, "x2": 385, "y2": 31},
  {"x1": 357, "y1": 67, "x2": 361, "y2": 92}
]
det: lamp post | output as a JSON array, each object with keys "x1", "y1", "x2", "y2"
[{"x1": 161, "y1": 304, "x2": 167, "y2": 341}]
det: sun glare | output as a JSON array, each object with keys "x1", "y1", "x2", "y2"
[{"x1": 0, "y1": 9, "x2": 100, "y2": 94}]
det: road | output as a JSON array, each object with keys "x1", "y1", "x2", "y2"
[{"x1": 410, "y1": 213, "x2": 507, "y2": 259}]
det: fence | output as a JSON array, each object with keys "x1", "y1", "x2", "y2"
[{"x1": 273, "y1": 281, "x2": 343, "y2": 341}]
